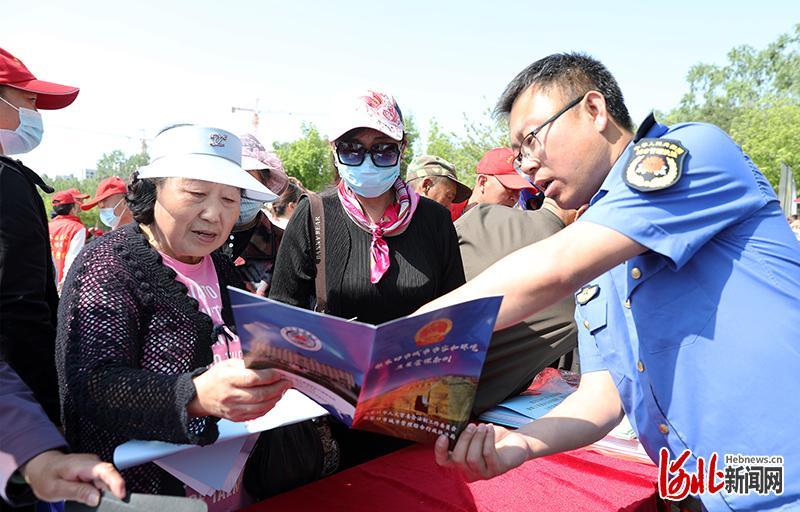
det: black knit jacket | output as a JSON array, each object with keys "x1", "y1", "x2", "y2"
[
  {"x1": 55, "y1": 223, "x2": 242, "y2": 495},
  {"x1": 269, "y1": 189, "x2": 466, "y2": 324}
]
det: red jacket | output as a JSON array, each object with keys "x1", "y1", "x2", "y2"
[
  {"x1": 449, "y1": 200, "x2": 467, "y2": 221},
  {"x1": 48, "y1": 214, "x2": 87, "y2": 288}
]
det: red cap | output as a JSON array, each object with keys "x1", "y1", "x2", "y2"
[
  {"x1": 81, "y1": 176, "x2": 128, "y2": 210},
  {"x1": 0, "y1": 48, "x2": 79, "y2": 110},
  {"x1": 52, "y1": 190, "x2": 79, "y2": 206},
  {"x1": 477, "y1": 147, "x2": 537, "y2": 190},
  {"x1": 66, "y1": 187, "x2": 90, "y2": 200}
]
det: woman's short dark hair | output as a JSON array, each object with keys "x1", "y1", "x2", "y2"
[
  {"x1": 495, "y1": 52, "x2": 634, "y2": 132},
  {"x1": 273, "y1": 182, "x2": 303, "y2": 217},
  {"x1": 53, "y1": 203, "x2": 74, "y2": 216},
  {"x1": 126, "y1": 171, "x2": 164, "y2": 225}
]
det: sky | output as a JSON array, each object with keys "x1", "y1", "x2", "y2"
[{"x1": 5, "y1": 1, "x2": 799, "y2": 179}]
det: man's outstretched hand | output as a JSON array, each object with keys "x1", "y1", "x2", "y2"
[{"x1": 434, "y1": 423, "x2": 532, "y2": 481}]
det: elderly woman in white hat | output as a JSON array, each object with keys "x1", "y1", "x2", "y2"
[{"x1": 55, "y1": 124, "x2": 286, "y2": 499}]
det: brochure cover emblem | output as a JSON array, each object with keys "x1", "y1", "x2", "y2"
[
  {"x1": 280, "y1": 326, "x2": 322, "y2": 351},
  {"x1": 415, "y1": 318, "x2": 453, "y2": 346}
]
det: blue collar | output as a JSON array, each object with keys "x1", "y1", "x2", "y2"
[{"x1": 588, "y1": 113, "x2": 670, "y2": 207}]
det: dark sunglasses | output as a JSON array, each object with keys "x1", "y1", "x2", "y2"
[{"x1": 335, "y1": 141, "x2": 401, "y2": 167}]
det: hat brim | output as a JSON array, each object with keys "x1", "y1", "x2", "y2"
[
  {"x1": 6, "y1": 80, "x2": 80, "y2": 110},
  {"x1": 451, "y1": 180, "x2": 472, "y2": 203},
  {"x1": 328, "y1": 120, "x2": 403, "y2": 142},
  {"x1": 494, "y1": 173, "x2": 538, "y2": 190},
  {"x1": 241, "y1": 156, "x2": 290, "y2": 195},
  {"x1": 81, "y1": 189, "x2": 126, "y2": 210},
  {"x1": 137, "y1": 154, "x2": 278, "y2": 202}
]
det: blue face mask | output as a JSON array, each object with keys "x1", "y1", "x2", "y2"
[
  {"x1": 336, "y1": 159, "x2": 400, "y2": 198},
  {"x1": 236, "y1": 197, "x2": 264, "y2": 226},
  {"x1": 0, "y1": 96, "x2": 43, "y2": 155},
  {"x1": 98, "y1": 198, "x2": 124, "y2": 229}
]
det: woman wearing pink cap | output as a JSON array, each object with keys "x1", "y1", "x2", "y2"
[
  {"x1": 259, "y1": 90, "x2": 466, "y2": 498},
  {"x1": 272, "y1": 89, "x2": 464, "y2": 324}
]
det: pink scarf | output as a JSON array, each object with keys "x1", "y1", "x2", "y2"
[{"x1": 337, "y1": 178, "x2": 419, "y2": 284}]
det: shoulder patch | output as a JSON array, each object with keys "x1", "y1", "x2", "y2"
[
  {"x1": 623, "y1": 138, "x2": 687, "y2": 192},
  {"x1": 576, "y1": 284, "x2": 600, "y2": 305}
]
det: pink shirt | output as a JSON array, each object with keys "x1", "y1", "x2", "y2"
[
  {"x1": 159, "y1": 253, "x2": 250, "y2": 509},
  {"x1": 159, "y1": 253, "x2": 242, "y2": 363}
]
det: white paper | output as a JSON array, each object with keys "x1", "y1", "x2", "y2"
[{"x1": 113, "y1": 389, "x2": 327, "y2": 491}]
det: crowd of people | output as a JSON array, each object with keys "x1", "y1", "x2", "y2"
[{"x1": 1, "y1": 45, "x2": 799, "y2": 512}]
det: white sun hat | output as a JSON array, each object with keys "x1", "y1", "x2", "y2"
[{"x1": 136, "y1": 125, "x2": 278, "y2": 202}]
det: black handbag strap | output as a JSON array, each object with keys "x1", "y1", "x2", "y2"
[{"x1": 303, "y1": 192, "x2": 327, "y2": 313}]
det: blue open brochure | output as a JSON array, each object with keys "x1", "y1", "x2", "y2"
[
  {"x1": 478, "y1": 391, "x2": 573, "y2": 428},
  {"x1": 228, "y1": 288, "x2": 502, "y2": 445}
]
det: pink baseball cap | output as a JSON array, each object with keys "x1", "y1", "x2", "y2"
[{"x1": 328, "y1": 89, "x2": 404, "y2": 142}]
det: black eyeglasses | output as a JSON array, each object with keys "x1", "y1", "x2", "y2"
[
  {"x1": 335, "y1": 141, "x2": 402, "y2": 167},
  {"x1": 514, "y1": 94, "x2": 585, "y2": 172}
]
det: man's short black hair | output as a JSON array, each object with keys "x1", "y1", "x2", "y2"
[{"x1": 495, "y1": 52, "x2": 634, "y2": 132}]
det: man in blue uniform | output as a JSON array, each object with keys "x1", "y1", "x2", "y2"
[{"x1": 423, "y1": 53, "x2": 800, "y2": 511}]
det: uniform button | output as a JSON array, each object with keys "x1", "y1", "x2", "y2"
[
  {"x1": 658, "y1": 423, "x2": 670, "y2": 435},
  {"x1": 637, "y1": 360, "x2": 645, "y2": 372},
  {"x1": 624, "y1": 299, "x2": 631, "y2": 308},
  {"x1": 631, "y1": 267, "x2": 642, "y2": 280},
  {"x1": 583, "y1": 320, "x2": 590, "y2": 329}
]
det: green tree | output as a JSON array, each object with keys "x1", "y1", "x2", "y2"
[
  {"x1": 273, "y1": 123, "x2": 335, "y2": 192},
  {"x1": 662, "y1": 23, "x2": 800, "y2": 132},
  {"x1": 401, "y1": 114, "x2": 420, "y2": 178},
  {"x1": 661, "y1": 23, "x2": 800, "y2": 190},
  {"x1": 95, "y1": 150, "x2": 150, "y2": 181},
  {"x1": 729, "y1": 100, "x2": 800, "y2": 188},
  {"x1": 39, "y1": 149, "x2": 149, "y2": 229},
  {"x1": 423, "y1": 107, "x2": 509, "y2": 188}
]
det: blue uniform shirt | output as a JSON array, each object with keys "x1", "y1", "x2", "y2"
[{"x1": 576, "y1": 114, "x2": 800, "y2": 511}]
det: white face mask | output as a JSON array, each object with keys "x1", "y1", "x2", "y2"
[{"x1": 0, "y1": 95, "x2": 44, "y2": 155}]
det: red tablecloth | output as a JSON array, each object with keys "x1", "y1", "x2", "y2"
[{"x1": 245, "y1": 444, "x2": 660, "y2": 512}]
